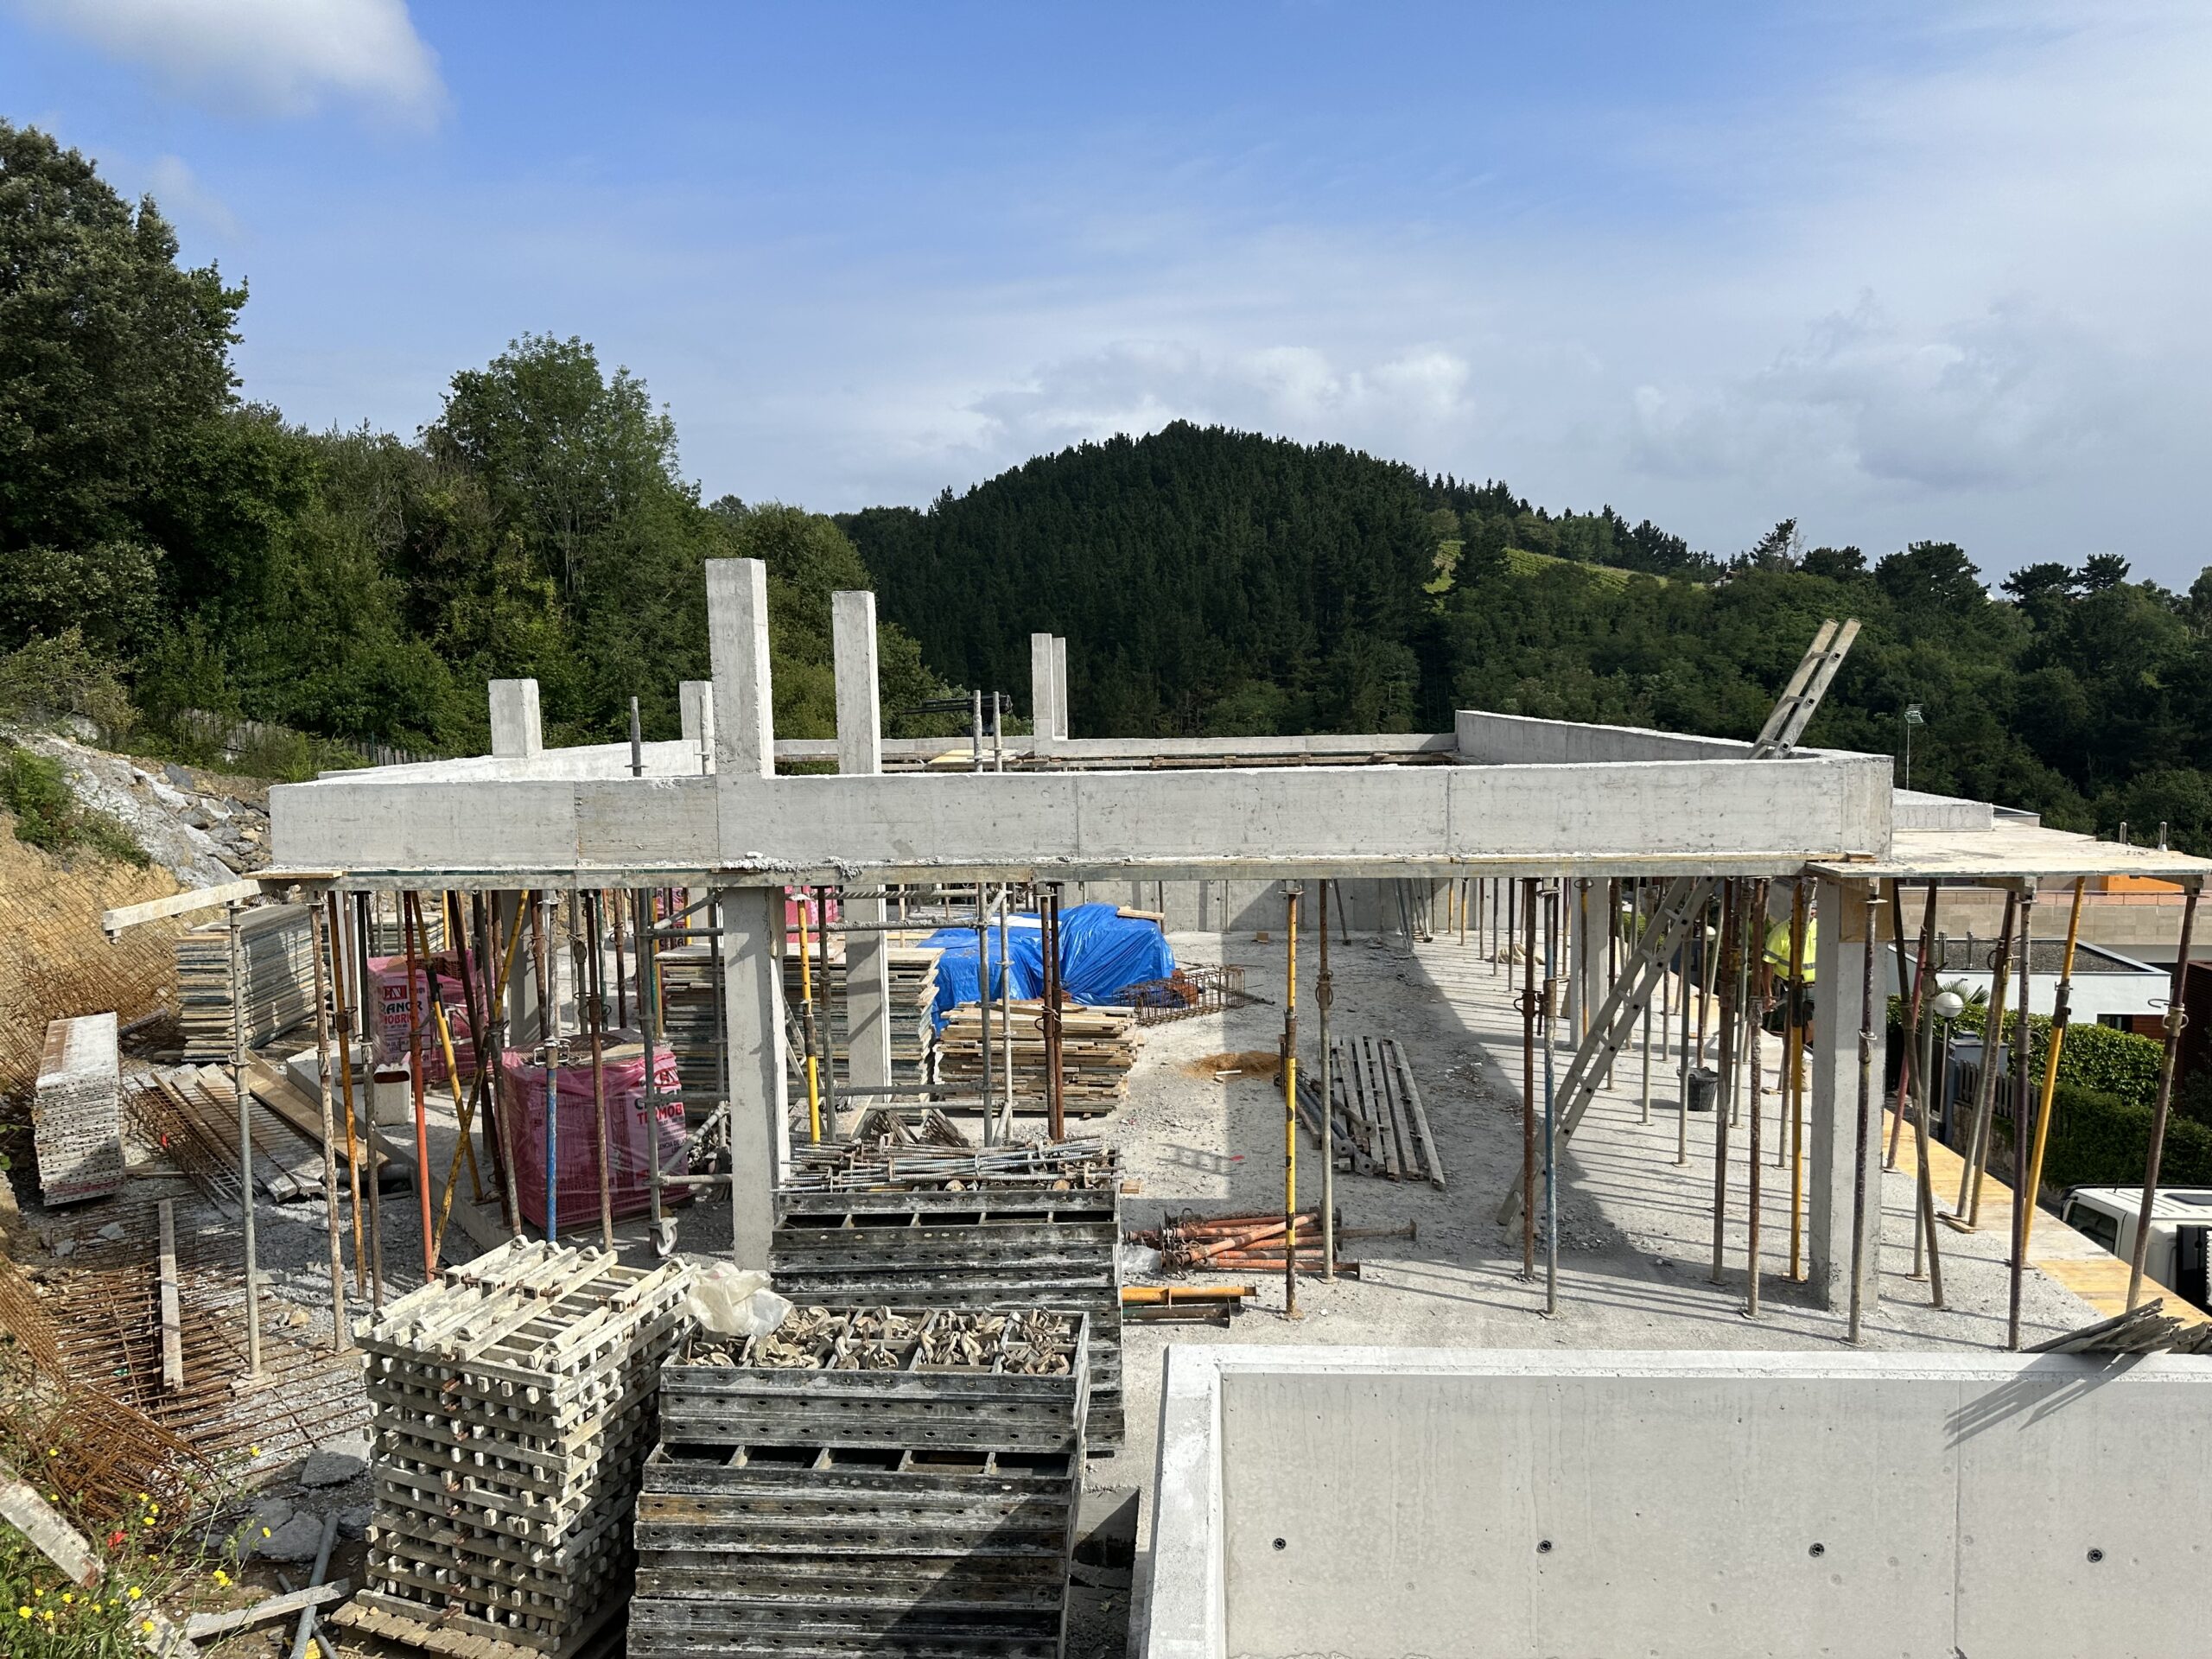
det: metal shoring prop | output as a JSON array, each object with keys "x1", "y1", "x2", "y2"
[
  {"x1": 1282, "y1": 882, "x2": 1302, "y2": 1318},
  {"x1": 447, "y1": 893, "x2": 491, "y2": 1207},
  {"x1": 1318, "y1": 880, "x2": 1336, "y2": 1282},
  {"x1": 1847, "y1": 886, "x2": 1878, "y2": 1346},
  {"x1": 584, "y1": 892, "x2": 614, "y2": 1249},
  {"x1": 1910, "y1": 943, "x2": 1947, "y2": 1311},
  {"x1": 975, "y1": 882, "x2": 995, "y2": 1147},
  {"x1": 355, "y1": 892, "x2": 386, "y2": 1302},
  {"x1": 1786, "y1": 880, "x2": 1808, "y2": 1281},
  {"x1": 1042, "y1": 885, "x2": 1066, "y2": 1142},
  {"x1": 1521, "y1": 875, "x2": 1538, "y2": 1278},
  {"x1": 1676, "y1": 887, "x2": 1694, "y2": 1167},
  {"x1": 1901, "y1": 887, "x2": 1937, "y2": 1281},
  {"x1": 1638, "y1": 880, "x2": 1655, "y2": 1123},
  {"x1": 1745, "y1": 880, "x2": 1768, "y2": 1317},
  {"x1": 403, "y1": 893, "x2": 437, "y2": 1280},
  {"x1": 1605, "y1": 877, "x2": 1620, "y2": 1090},
  {"x1": 816, "y1": 885, "x2": 842, "y2": 1132},
  {"x1": 1542, "y1": 880, "x2": 1560, "y2": 1317},
  {"x1": 306, "y1": 902, "x2": 348, "y2": 1352},
  {"x1": 1709, "y1": 881, "x2": 1740, "y2": 1285},
  {"x1": 2127, "y1": 880, "x2": 2202, "y2": 1311},
  {"x1": 796, "y1": 889, "x2": 824, "y2": 1145},
  {"x1": 425, "y1": 901, "x2": 524, "y2": 1265},
  {"x1": 996, "y1": 884, "x2": 1014, "y2": 1141},
  {"x1": 637, "y1": 887, "x2": 672, "y2": 1257},
  {"x1": 482, "y1": 893, "x2": 525, "y2": 1238},
  {"x1": 2020, "y1": 877, "x2": 2088, "y2": 1251},
  {"x1": 325, "y1": 893, "x2": 367, "y2": 1299},
  {"x1": 1956, "y1": 891, "x2": 2018, "y2": 1229},
  {"x1": 229, "y1": 901, "x2": 264, "y2": 1377},
  {"x1": 539, "y1": 892, "x2": 561, "y2": 1243},
  {"x1": 2005, "y1": 885, "x2": 2039, "y2": 1349},
  {"x1": 613, "y1": 884, "x2": 629, "y2": 1028}
]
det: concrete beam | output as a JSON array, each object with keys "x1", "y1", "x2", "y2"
[
  {"x1": 488, "y1": 680, "x2": 543, "y2": 760},
  {"x1": 1808, "y1": 875, "x2": 1878, "y2": 1313},
  {"x1": 708, "y1": 558, "x2": 773, "y2": 780},
  {"x1": 833, "y1": 592, "x2": 893, "y2": 1094}
]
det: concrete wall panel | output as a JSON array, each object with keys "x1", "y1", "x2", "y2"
[{"x1": 1147, "y1": 1347, "x2": 2212, "y2": 1659}]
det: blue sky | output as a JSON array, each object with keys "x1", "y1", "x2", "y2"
[{"x1": 5, "y1": 1, "x2": 2209, "y2": 581}]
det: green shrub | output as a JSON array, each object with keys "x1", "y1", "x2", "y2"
[
  {"x1": 0, "y1": 745, "x2": 148, "y2": 867},
  {"x1": 2033, "y1": 1079, "x2": 2212, "y2": 1192},
  {"x1": 1917, "y1": 996, "x2": 2166, "y2": 1112}
]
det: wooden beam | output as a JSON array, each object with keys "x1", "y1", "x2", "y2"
[
  {"x1": 101, "y1": 880, "x2": 267, "y2": 939},
  {"x1": 156, "y1": 1199, "x2": 183, "y2": 1390},
  {"x1": 182, "y1": 1580, "x2": 350, "y2": 1638}
]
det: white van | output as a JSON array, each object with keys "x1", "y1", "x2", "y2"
[{"x1": 2057, "y1": 1187, "x2": 2212, "y2": 1313}]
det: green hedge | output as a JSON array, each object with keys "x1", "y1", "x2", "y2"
[
  {"x1": 2031, "y1": 1080, "x2": 2212, "y2": 1192},
  {"x1": 1894, "y1": 995, "x2": 2164, "y2": 1110}
]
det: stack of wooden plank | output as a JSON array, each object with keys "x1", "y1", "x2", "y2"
[
  {"x1": 175, "y1": 906, "x2": 317, "y2": 1062},
  {"x1": 346, "y1": 1240, "x2": 692, "y2": 1657},
  {"x1": 631, "y1": 1306, "x2": 1086, "y2": 1659},
  {"x1": 1294, "y1": 1033, "x2": 1446, "y2": 1189},
  {"x1": 658, "y1": 944, "x2": 944, "y2": 1106},
  {"x1": 33, "y1": 1014, "x2": 124, "y2": 1205},
  {"x1": 935, "y1": 1001, "x2": 1140, "y2": 1111},
  {"x1": 772, "y1": 1157, "x2": 1124, "y2": 1451}
]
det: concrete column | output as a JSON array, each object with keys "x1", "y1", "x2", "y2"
[
  {"x1": 1029, "y1": 632, "x2": 1058, "y2": 755},
  {"x1": 717, "y1": 885, "x2": 789, "y2": 1268},
  {"x1": 708, "y1": 558, "x2": 773, "y2": 780},
  {"x1": 1053, "y1": 637, "x2": 1070, "y2": 738},
  {"x1": 678, "y1": 679, "x2": 715, "y2": 773},
  {"x1": 1569, "y1": 877, "x2": 1604, "y2": 1046},
  {"x1": 1808, "y1": 875, "x2": 1879, "y2": 1313},
  {"x1": 488, "y1": 680, "x2": 543, "y2": 760},
  {"x1": 833, "y1": 592, "x2": 893, "y2": 1095}
]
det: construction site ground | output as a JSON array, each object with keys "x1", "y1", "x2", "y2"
[{"x1": 1, "y1": 916, "x2": 2143, "y2": 1659}]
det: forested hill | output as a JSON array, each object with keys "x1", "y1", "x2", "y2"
[{"x1": 844, "y1": 423, "x2": 2212, "y2": 849}]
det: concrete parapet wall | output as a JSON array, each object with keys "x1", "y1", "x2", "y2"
[{"x1": 1147, "y1": 1346, "x2": 2212, "y2": 1659}]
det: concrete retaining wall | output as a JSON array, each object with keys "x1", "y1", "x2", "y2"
[{"x1": 1147, "y1": 1346, "x2": 2212, "y2": 1659}]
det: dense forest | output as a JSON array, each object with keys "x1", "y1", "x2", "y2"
[
  {"x1": 9, "y1": 118, "x2": 2212, "y2": 854},
  {"x1": 846, "y1": 429, "x2": 2212, "y2": 849},
  {"x1": 0, "y1": 122, "x2": 950, "y2": 767}
]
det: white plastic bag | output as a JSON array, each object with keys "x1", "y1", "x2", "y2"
[{"x1": 683, "y1": 1259, "x2": 792, "y2": 1338}]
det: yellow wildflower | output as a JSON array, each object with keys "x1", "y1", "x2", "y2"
[
  {"x1": 16, "y1": 1606, "x2": 29, "y2": 1618},
  {"x1": 142, "y1": 1619, "x2": 156, "y2": 1635},
  {"x1": 126, "y1": 1586, "x2": 141, "y2": 1601}
]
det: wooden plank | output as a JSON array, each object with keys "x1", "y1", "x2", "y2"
[
  {"x1": 183, "y1": 1580, "x2": 351, "y2": 1638},
  {"x1": 157, "y1": 1198, "x2": 184, "y2": 1390},
  {"x1": 102, "y1": 878, "x2": 264, "y2": 939},
  {"x1": 1386, "y1": 1037, "x2": 1446, "y2": 1191},
  {"x1": 245, "y1": 1058, "x2": 409, "y2": 1184},
  {"x1": 1363, "y1": 1038, "x2": 1404, "y2": 1180}
]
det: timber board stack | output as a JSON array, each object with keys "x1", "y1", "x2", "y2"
[
  {"x1": 346, "y1": 1239, "x2": 693, "y2": 1659},
  {"x1": 771, "y1": 1148, "x2": 1124, "y2": 1450},
  {"x1": 176, "y1": 905, "x2": 318, "y2": 1061},
  {"x1": 779, "y1": 945, "x2": 943, "y2": 1087},
  {"x1": 652, "y1": 945, "x2": 721, "y2": 1115},
  {"x1": 933, "y1": 1001, "x2": 1139, "y2": 1111},
  {"x1": 33, "y1": 1013, "x2": 124, "y2": 1204},
  {"x1": 631, "y1": 1306, "x2": 1087, "y2": 1659}
]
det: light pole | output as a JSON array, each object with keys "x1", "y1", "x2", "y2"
[{"x1": 1904, "y1": 703, "x2": 1925, "y2": 791}]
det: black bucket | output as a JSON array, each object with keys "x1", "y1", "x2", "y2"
[{"x1": 1686, "y1": 1067, "x2": 1719, "y2": 1113}]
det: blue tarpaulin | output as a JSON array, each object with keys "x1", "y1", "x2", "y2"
[{"x1": 918, "y1": 903, "x2": 1175, "y2": 1026}]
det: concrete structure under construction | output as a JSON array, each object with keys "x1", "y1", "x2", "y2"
[{"x1": 266, "y1": 557, "x2": 2212, "y2": 1313}]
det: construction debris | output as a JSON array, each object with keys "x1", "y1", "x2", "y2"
[
  {"x1": 937, "y1": 1000, "x2": 1141, "y2": 1109},
  {"x1": 783, "y1": 1135, "x2": 1116, "y2": 1192},
  {"x1": 1296, "y1": 1033, "x2": 1446, "y2": 1188},
  {"x1": 772, "y1": 1155, "x2": 1125, "y2": 1448},
  {"x1": 34, "y1": 1011, "x2": 125, "y2": 1204},
  {"x1": 352, "y1": 1239, "x2": 693, "y2": 1656},
  {"x1": 1128, "y1": 1209, "x2": 1388, "y2": 1277},
  {"x1": 632, "y1": 1308, "x2": 1087, "y2": 1658},
  {"x1": 2025, "y1": 1298, "x2": 2212, "y2": 1355},
  {"x1": 176, "y1": 905, "x2": 316, "y2": 1061}
]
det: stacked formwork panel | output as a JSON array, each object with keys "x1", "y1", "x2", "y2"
[
  {"x1": 33, "y1": 1013, "x2": 124, "y2": 1204},
  {"x1": 770, "y1": 1152, "x2": 1123, "y2": 1450},
  {"x1": 350, "y1": 1240, "x2": 692, "y2": 1657},
  {"x1": 175, "y1": 906, "x2": 318, "y2": 1060},
  {"x1": 631, "y1": 1307, "x2": 1088, "y2": 1659}
]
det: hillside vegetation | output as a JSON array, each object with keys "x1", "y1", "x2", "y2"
[{"x1": 845, "y1": 426, "x2": 2212, "y2": 847}]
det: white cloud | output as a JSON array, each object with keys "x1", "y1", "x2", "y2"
[
  {"x1": 144, "y1": 153, "x2": 238, "y2": 238},
  {"x1": 13, "y1": 0, "x2": 442, "y2": 125}
]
